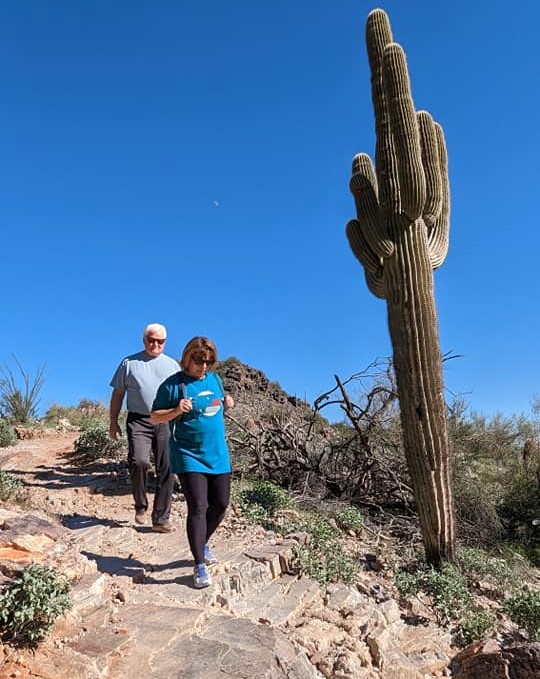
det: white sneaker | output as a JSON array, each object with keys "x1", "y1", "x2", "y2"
[
  {"x1": 193, "y1": 564, "x2": 212, "y2": 589},
  {"x1": 204, "y1": 544, "x2": 218, "y2": 566}
]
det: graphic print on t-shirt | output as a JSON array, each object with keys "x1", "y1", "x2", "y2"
[{"x1": 192, "y1": 390, "x2": 221, "y2": 417}]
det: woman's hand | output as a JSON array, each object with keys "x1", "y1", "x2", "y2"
[
  {"x1": 177, "y1": 398, "x2": 193, "y2": 414},
  {"x1": 223, "y1": 394, "x2": 234, "y2": 410}
]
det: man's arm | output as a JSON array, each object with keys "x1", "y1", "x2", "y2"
[{"x1": 109, "y1": 389, "x2": 125, "y2": 440}]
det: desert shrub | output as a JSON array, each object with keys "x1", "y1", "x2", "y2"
[
  {"x1": 236, "y1": 480, "x2": 290, "y2": 520},
  {"x1": 72, "y1": 422, "x2": 126, "y2": 462},
  {"x1": 234, "y1": 480, "x2": 356, "y2": 586},
  {"x1": 0, "y1": 356, "x2": 45, "y2": 423},
  {"x1": 289, "y1": 513, "x2": 357, "y2": 586},
  {"x1": 498, "y1": 467, "x2": 540, "y2": 540},
  {"x1": 334, "y1": 505, "x2": 364, "y2": 532},
  {"x1": 504, "y1": 591, "x2": 540, "y2": 641},
  {"x1": 44, "y1": 399, "x2": 112, "y2": 430},
  {"x1": 0, "y1": 470, "x2": 23, "y2": 501},
  {"x1": 0, "y1": 564, "x2": 72, "y2": 646},
  {"x1": 452, "y1": 465, "x2": 504, "y2": 545},
  {"x1": 0, "y1": 419, "x2": 17, "y2": 447},
  {"x1": 294, "y1": 541, "x2": 356, "y2": 586},
  {"x1": 448, "y1": 399, "x2": 540, "y2": 556},
  {"x1": 395, "y1": 563, "x2": 472, "y2": 624},
  {"x1": 457, "y1": 547, "x2": 519, "y2": 591},
  {"x1": 460, "y1": 609, "x2": 496, "y2": 644}
]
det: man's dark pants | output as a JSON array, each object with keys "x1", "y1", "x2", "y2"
[{"x1": 126, "y1": 413, "x2": 173, "y2": 525}]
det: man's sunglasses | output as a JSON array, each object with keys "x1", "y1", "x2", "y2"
[{"x1": 145, "y1": 336, "x2": 166, "y2": 346}]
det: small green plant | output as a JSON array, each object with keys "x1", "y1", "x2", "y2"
[
  {"x1": 0, "y1": 470, "x2": 23, "y2": 501},
  {"x1": 290, "y1": 513, "x2": 336, "y2": 544},
  {"x1": 334, "y1": 506, "x2": 364, "y2": 532},
  {"x1": 457, "y1": 547, "x2": 518, "y2": 590},
  {"x1": 0, "y1": 419, "x2": 17, "y2": 447},
  {"x1": 294, "y1": 541, "x2": 357, "y2": 586},
  {"x1": 289, "y1": 513, "x2": 357, "y2": 586},
  {"x1": 0, "y1": 564, "x2": 72, "y2": 646},
  {"x1": 395, "y1": 563, "x2": 472, "y2": 624},
  {"x1": 460, "y1": 609, "x2": 496, "y2": 644},
  {"x1": 504, "y1": 591, "x2": 540, "y2": 641},
  {"x1": 236, "y1": 480, "x2": 290, "y2": 520},
  {"x1": 72, "y1": 422, "x2": 126, "y2": 462}
]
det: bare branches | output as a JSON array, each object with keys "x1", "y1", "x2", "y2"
[{"x1": 225, "y1": 357, "x2": 414, "y2": 513}]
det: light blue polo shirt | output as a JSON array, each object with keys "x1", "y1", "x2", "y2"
[{"x1": 110, "y1": 351, "x2": 179, "y2": 415}]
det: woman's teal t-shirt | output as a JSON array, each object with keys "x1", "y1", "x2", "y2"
[{"x1": 153, "y1": 371, "x2": 231, "y2": 475}]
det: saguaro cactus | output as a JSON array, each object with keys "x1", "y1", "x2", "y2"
[{"x1": 346, "y1": 8, "x2": 455, "y2": 565}]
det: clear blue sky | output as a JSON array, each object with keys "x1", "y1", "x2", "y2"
[{"x1": 1, "y1": 1, "x2": 538, "y2": 422}]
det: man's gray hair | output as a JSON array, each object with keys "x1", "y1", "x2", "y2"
[{"x1": 143, "y1": 323, "x2": 167, "y2": 338}]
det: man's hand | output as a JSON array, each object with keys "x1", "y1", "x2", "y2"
[{"x1": 109, "y1": 422, "x2": 122, "y2": 440}]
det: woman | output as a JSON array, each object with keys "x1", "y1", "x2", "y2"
[{"x1": 151, "y1": 336, "x2": 234, "y2": 588}]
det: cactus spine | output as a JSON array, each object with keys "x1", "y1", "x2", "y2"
[{"x1": 347, "y1": 9, "x2": 455, "y2": 565}]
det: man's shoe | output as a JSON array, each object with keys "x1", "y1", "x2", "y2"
[
  {"x1": 193, "y1": 564, "x2": 212, "y2": 589},
  {"x1": 134, "y1": 510, "x2": 147, "y2": 525},
  {"x1": 152, "y1": 523, "x2": 175, "y2": 533},
  {"x1": 204, "y1": 544, "x2": 218, "y2": 566}
]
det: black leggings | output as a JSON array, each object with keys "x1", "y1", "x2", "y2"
[{"x1": 178, "y1": 472, "x2": 231, "y2": 565}]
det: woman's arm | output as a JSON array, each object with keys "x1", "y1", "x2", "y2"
[{"x1": 150, "y1": 398, "x2": 193, "y2": 424}]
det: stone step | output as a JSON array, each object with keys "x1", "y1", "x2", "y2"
[{"x1": 229, "y1": 573, "x2": 322, "y2": 625}]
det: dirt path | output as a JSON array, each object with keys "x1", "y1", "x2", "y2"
[{"x1": 1, "y1": 431, "x2": 323, "y2": 679}]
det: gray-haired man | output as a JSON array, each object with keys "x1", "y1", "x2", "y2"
[{"x1": 109, "y1": 323, "x2": 179, "y2": 532}]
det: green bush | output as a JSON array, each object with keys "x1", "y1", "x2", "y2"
[
  {"x1": 72, "y1": 422, "x2": 126, "y2": 462},
  {"x1": 0, "y1": 470, "x2": 23, "y2": 501},
  {"x1": 294, "y1": 542, "x2": 356, "y2": 586},
  {"x1": 234, "y1": 482, "x2": 357, "y2": 587},
  {"x1": 289, "y1": 513, "x2": 357, "y2": 586},
  {"x1": 453, "y1": 468, "x2": 504, "y2": 545},
  {"x1": 395, "y1": 563, "x2": 472, "y2": 624},
  {"x1": 289, "y1": 513, "x2": 336, "y2": 545},
  {"x1": 236, "y1": 480, "x2": 290, "y2": 519},
  {"x1": 0, "y1": 419, "x2": 17, "y2": 447},
  {"x1": 334, "y1": 506, "x2": 364, "y2": 532},
  {"x1": 0, "y1": 564, "x2": 72, "y2": 646},
  {"x1": 504, "y1": 591, "x2": 540, "y2": 641},
  {"x1": 498, "y1": 468, "x2": 540, "y2": 539},
  {"x1": 460, "y1": 609, "x2": 496, "y2": 644},
  {"x1": 44, "y1": 399, "x2": 112, "y2": 430},
  {"x1": 457, "y1": 547, "x2": 518, "y2": 591}
]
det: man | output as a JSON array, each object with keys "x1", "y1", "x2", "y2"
[{"x1": 109, "y1": 323, "x2": 179, "y2": 532}]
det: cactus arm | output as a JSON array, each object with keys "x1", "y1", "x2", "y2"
[
  {"x1": 366, "y1": 10, "x2": 400, "y2": 213},
  {"x1": 365, "y1": 269, "x2": 386, "y2": 299},
  {"x1": 349, "y1": 154, "x2": 394, "y2": 258},
  {"x1": 346, "y1": 218, "x2": 383, "y2": 272},
  {"x1": 427, "y1": 123, "x2": 450, "y2": 268},
  {"x1": 346, "y1": 219, "x2": 386, "y2": 299},
  {"x1": 382, "y1": 43, "x2": 426, "y2": 221},
  {"x1": 417, "y1": 110, "x2": 442, "y2": 227}
]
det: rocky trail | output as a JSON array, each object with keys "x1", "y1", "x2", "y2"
[{"x1": 1, "y1": 431, "x2": 531, "y2": 678}]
